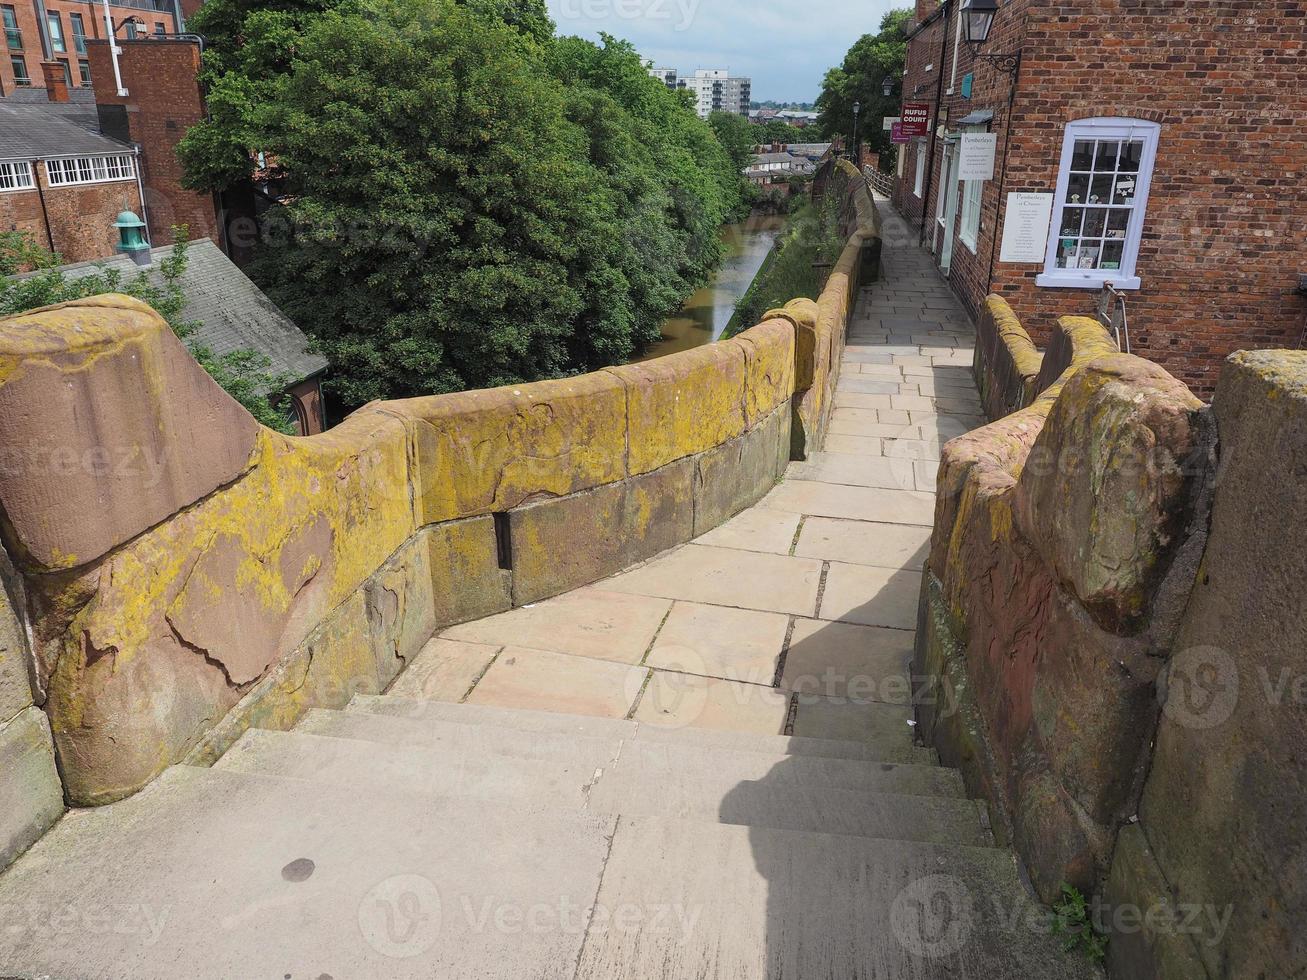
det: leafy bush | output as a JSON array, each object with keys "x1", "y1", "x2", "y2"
[{"x1": 180, "y1": 0, "x2": 741, "y2": 405}]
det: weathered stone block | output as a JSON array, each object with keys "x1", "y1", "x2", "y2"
[
  {"x1": 388, "y1": 373, "x2": 628, "y2": 526},
  {"x1": 0, "y1": 555, "x2": 32, "y2": 723},
  {"x1": 425, "y1": 517, "x2": 511, "y2": 628},
  {"x1": 1138, "y1": 350, "x2": 1307, "y2": 980},
  {"x1": 1014, "y1": 355, "x2": 1206, "y2": 634},
  {"x1": 37, "y1": 408, "x2": 414, "y2": 804},
  {"x1": 183, "y1": 592, "x2": 381, "y2": 768},
  {"x1": 0, "y1": 295, "x2": 260, "y2": 571},
  {"x1": 765, "y1": 299, "x2": 819, "y2": 391},
  {"x1": 606, "y1": 345, "x2": 746, "y2": 476},
  {"x1": 1104, "y1": 825, "x2": 1210, "y2": 980},
  {"x1": 693, "y1": 404, "x2": 790, "y2": 536},
  {"x1": 1029, "y1": 587, "x2": 1161, "y2": 826},
  {"x1": 0, "y1": 706, "x2": 63, "y2": 872},
  {"x1": 509, "y1": 458, "x2": 694, "y2": 605},
  {"x1": 733, "y1": 320, "x2": 795, "y2": 425}
]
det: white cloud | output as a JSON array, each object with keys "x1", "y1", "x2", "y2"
[{"x1": 547, "y1": 0, "x2": 901, "y2": 102}]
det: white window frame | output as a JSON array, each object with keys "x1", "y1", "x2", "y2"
[
  {"x1": 1037, "y1": 117, "x2": 1161, "y2": 291},
  {"x1": 958, "y1": 125, "x2": 985, "y2": 253},
  {"x1": 43, "y1": 153, "x2": 136, "y2": 187},
  {"x1": 0, "y1": 160, "x2": 34, "y2": 191},
  {"x1": 913, "y1": 140, "x2": 927, "y2": 198}
]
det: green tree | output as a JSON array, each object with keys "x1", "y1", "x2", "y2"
[
  {"x1": 708, "y1": 110, "x2": 755, "y2": 173},
  {"x1": 754, "y1": 119, "x2": 811, "y2": 146},
  {"x1": 0, "y1": 234, "x2": 294, "y2": 431},
  {"x1": 816, "y1": 8, "x2": 912, "y2": 168},
  {"x1": 180, "y1": 0, "x2": 739, "y2": 404}
]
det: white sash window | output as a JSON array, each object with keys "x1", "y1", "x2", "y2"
[{"x1": 1037, "y1": 118, "x2": 1161, "y2": 290}]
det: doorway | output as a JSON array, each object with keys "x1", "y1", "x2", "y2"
[{"x1": 935, "y1": 137, "x2": 961, "y2": 275}]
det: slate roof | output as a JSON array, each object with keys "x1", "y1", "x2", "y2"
[
  {"x1": 0, "y1": 101, "x2": 130, "y2": 160},
  {"x1": 33, "y1": 240, "x2": 328, "y2": 387}
]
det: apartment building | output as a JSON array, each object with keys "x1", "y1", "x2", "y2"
[
  {"x1": 1, "y1": 0, "x2": 182, "y2": 95},
  {"x1": 644, "y1": 62, "x2": 751, "y2": 120}
]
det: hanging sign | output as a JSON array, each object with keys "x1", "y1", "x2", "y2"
[
  {"x1": 958, "y1": 132, "x2": 998, "y2": 181},
  {"x1": 899, "y1": 102, "x2": 931, "y2": 137},
  {"x1": 883, "y1": 116, "x2": 900, "y2": 131},
  {"x1": 999, "y1": 192, "x2": 1055, "y2": 263},
  {"x1": 890, "y1": 122, "x2": 910, "y2": 144}
]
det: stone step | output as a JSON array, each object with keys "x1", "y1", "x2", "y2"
[
  {"x1": 296, "y1": 708, "x2": 966, "y2": 798},
  {"x1": 0, "y1": 765, "x2": 1092, "y2": 979},
  {"x1": 349, "y1": 693, "x2": 940, "y2": 764},
  {"x1": 216, "y1": 726, "x2": 991, "y2": 846}
]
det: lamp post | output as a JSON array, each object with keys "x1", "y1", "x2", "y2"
[
  {"x1": 881, "y1": 76, "x2": 894, "y2": 99},
  {"x1": 852, "y1": 101, "x2": 861, "y2": 166}
]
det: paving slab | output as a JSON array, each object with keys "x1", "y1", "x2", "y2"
[
  {"x1": 443, "y1": 588, "x2": 671, "y2": 665},
  {"x1": 762, "y1": 481, "x2": 936, "y2": 527},
  {"x1": 793, "y1": 516, "x2": 932, "y2": 570},
  {"x1": 0, "y1": 766, "x2": 616, "y2": 979},
  {"x1": 788, "y1": 453, "x2": 917, "y2": 492},
  {"x1": 692, "y1": 507, "x2": 801, "y2": 556},
  {"x1": 575, "y1": 817, "x2": 1107, "y2": 980},
  {"x1": 782, "y1": 619, "x2": 914, "y2": 703},
  {"x1": 818, "y1": 562, "x2": 923, "y2": 629},
  {"x1": 468, "y1": 646, "x2": 645, "y2": 719},
  {"x1": 605, "y1": 544, "x2": 823, "y2": 617},
  {"x1": 645, "y1": 601, "x2": 789, "y2": 685},
  {"x1": 387, "y1": 637, "x2": 500, "y2": 702},
  {"x1": 634, "y1": 670, "x2": 789, "y2": 734},
  {"x1": 346, "y1": 695, "x2": 939, "y2": 765},
  {"x1": 792, "y1": 696, "x2": 917, "y2": 742},
  {"x1": 822, "y1": 433, "x2": 887, "y2": 457}
]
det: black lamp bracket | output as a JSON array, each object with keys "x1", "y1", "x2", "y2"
[{"x1": 970, "y1": 49, "x2": 1022, "y2": 78}]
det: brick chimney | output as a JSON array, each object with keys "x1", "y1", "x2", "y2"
[
  {"x1": 916, "y1": 0, "x2": 939, "y2": 25},
  {"x1": 40, "y1": 62, "x2": 69, "y2": 103}
]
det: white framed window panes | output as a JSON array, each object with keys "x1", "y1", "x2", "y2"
[
  {"x1": 958, "y1": 126, "x2": 985, "y2": 253},
  {"x1": 0, "y1": 160, "x2": 35, "y2": 191},
  {"x1": 1038, "y1": 117, "x2": 1161, "y2": 290},
  {"x1": 913, "y1": 139, "x2": 927, "y2": 198},
  {"x1": 44, "y1": 153, "x2": 136, "y2": 187}
]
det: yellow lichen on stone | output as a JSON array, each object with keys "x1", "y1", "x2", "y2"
[
  {"x1": 387, "y1": 373, "x2": 629, "y2": 526},
  {"x1": 734, "y1": 320, "x2": 796, "y2": 426},
  {"x1": 607, "y1": 343, "x2": 747, "y2": 476}
]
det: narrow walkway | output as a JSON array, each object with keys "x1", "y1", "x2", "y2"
[
  {"x1": 392, "y1": 202, "x2": 983, "y2": 739},
  {"x1": 0, "y1": 204, "x2": 1098, "y2": 978}
]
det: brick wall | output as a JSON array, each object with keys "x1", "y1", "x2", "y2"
[
  {"x1": 0, "y1": 0, "x2": 176, "y2": 96},
  {"x1": 895, "y1": 0, "x2": 1307, "y2": 396},
  {"x1": 86, "y1": 38, "x2": 220, "y2": 246},
  {"x1": 0, "y1": 167, "x2": 139, "y2": 263}
]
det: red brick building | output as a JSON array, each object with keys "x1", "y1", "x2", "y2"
[
  {"x1": 1, "y1": 0, "x2": 181, "y2": 96},
  {"x1": 86, "y1": 37, "x2": 220, "y2": 245},
  {"x1": 892, "y1": 0, "x2": 1307, "y2": 394},
  {"x1": 1, "y1": 33, "x2": 218, "y2": 265},
  {"x1": 0, "y1": 95, "x2": 145, "y2": 262}
]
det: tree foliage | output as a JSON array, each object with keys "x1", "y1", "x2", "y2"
[
  {"x1": 816, "y1": 8, "x2": 912, "y2": 168},
  {"x1": 180, "y1": 0, "x2": 741, "y2": 405},
  {"x1": 0, "y1": 234, "x2": 294, "y2": 431}
]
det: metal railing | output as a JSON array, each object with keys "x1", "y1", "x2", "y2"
[{"x1": 865, "y1": 168, "x2": 895, "y2": 198}]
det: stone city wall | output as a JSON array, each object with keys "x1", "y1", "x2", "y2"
[
  {"x1": 917, "y1": 302, "x2": 1306, "y2": 978},
  {"x1": 0, "y1": 178, "x2": 878, "y2": 845}
]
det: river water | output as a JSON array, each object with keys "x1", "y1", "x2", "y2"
[{"x1": 637, "y1": 212, "x2": 786, "y2": 361}]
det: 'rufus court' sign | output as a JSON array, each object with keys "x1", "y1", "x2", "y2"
[{"x1": 899, "y1": 103, "x2": 931, "y2": 137}]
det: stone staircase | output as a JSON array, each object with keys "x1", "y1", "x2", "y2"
[{"x1": 0, "y1": 690, "x2": 1097, "y2": 978}]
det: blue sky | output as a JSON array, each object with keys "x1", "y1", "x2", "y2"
[{"x1": 545, "y1": 0, "x2": 902, "y2": 103}]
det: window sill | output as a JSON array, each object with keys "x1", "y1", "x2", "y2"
[
  {"x1": 1035, "y1": 272, "x2": 1141, "y2": 291},
  {"x1": 959, "y1": 233, "x2": 978, "y2": 254}
]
